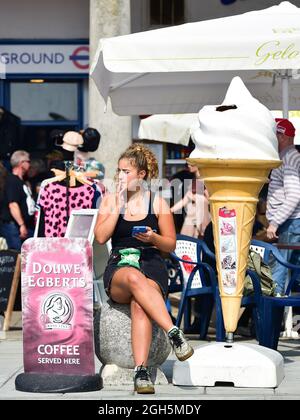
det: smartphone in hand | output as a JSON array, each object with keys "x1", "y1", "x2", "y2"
[{"x1": 132, "y1": 226, "x2": 148, "y2": 236}]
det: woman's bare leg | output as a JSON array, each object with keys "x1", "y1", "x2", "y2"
[
  {"x1": 110, "y1": 267, "x2": 174, "y2": 332},
  {"x1": 110, "y1": 268, "x2": 193, "y2": 365},
  {"x1": 131, "y1": 298, "x2": 152, "y2": 366},
  {"x1": 180, "y1": 221, "x2": 195, "y2": 237},
  {"x1": 131, "y1": 280, "x2": 164, "y2": 366}
]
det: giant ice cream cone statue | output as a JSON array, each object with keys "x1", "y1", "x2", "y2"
[
  {"x1": 188, "y1": 158, "x2": 280, "y2": 334},
  {"x1": 188, "y1": 77, "x2": 281, "y2": 337}
]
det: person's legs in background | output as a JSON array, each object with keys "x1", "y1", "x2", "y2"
[
  {"x1": 188, "y1": 222, "x2": 216, "y2": 333},
  {"x1": 270, "y1": 247, "x2": 289, "y2": 296},
  {"x1": 271, "y1": 219, "x2": 300, "y2": 296},
  {"x1": 0, "y1": 222, "x2": 22, "y2": 250}
]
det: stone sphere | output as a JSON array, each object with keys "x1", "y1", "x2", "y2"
[{"x1": 94, "y1": 300, "x2": 171, "y2": 369}]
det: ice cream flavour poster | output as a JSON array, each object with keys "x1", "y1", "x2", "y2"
[
  {"x1": 218, "y1": 207, "x2": 238, "y2": 295},
  {"x1": 21, "y1": 238, "x2": 95, "y2": 375}
]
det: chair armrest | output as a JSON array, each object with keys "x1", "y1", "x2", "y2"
[
  {"x1": 170, "y1": 252, "x2": 198, "y2": 265},
  {"x1": 170, "y1": 253, "x2": 212, "y2": 276},
  {"x1": 171, "y1": 252, "x2": 217, "y2": 288},
  {"x1": 246, "y1": 269, "x2": 263, "y2": 298},
  {"x1": 200, "y1": 262, "x2": 218, "y2": 288},
  {"x1": 276, "y1": 258, "x2": 300, "y2": 271},
  {"x1": 272, "y1": 249, "x2": 300, "y2": 271},
  {"x1": 199, "y1": 240, "x2": 216, "y2": 261},
  {"x1": 251, "y1": 239, "x2": 300, "y2": 271}
]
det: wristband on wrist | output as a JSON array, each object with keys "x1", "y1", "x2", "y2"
[{"x1": 19, "y1": 223, "x2": 25, "y2": 227}]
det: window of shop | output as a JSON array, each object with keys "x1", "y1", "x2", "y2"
[
  {"x1": 10, "y1": 82, "x2": 78, "y2": 121},
  {"x1": 5, "y1": 79, "x2": 83, "y2": 159},
  {"x1": 150, "y1": 0, "x2": 184, "y2": 26}
]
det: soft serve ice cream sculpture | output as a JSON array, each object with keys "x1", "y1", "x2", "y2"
[
  {"x1": 190, "y1": 76, "x2": 279, "y2": 161},
  {"x1": 188, "y1": 76, "x2": 281, "y2": 341}
]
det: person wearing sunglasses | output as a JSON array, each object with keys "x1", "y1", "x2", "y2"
[{"x1": 0, "y1": 150, "x2": 35, "y2": 250}]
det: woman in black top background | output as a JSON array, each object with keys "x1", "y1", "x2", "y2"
[{"x1": 95, "y1": 143, "x2": 194, "y2": 394}]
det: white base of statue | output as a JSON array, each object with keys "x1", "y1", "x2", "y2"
[{"x1": 173, "y1": 342, "x2": 284, "y2": 388}]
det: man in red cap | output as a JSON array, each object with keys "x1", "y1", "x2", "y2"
[{"x1": 266, "y1": 118, "x2": 300, "y2": 295}]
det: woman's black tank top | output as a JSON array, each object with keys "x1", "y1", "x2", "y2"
[{"x1": 111, "y1": 192, "x2": 159, "y2": 248}]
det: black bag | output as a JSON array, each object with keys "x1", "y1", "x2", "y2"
[{"x1": 243, "y1": 250, "x2": 276, "y2": 297}]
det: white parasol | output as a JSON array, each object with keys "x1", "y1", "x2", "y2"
[
  {"x1": 138, "y1": 111, "x2": 300, "y2": 145},
  {"x1": 91, "y1": 1, "x2": 300, "y2": 118}
]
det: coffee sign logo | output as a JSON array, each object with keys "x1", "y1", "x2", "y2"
[{"x1": 41, "y1": 292, "x2": 74, "y2": 330}]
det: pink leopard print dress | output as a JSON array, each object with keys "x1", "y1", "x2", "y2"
[{"x1": 39, "y1": 182, "x2": 95, "y2": 237}]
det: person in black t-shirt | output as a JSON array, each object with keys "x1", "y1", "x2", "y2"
[
  {"x1": 0, "y1": 150, "x2": 35, "y2": 250},
  {"x1": 0, "y1": 161, "x2": 7, "y2": 205}
]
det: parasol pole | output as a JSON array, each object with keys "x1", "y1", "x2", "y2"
[{"x1": 281, "y1": 70, "x2": 290, "y2": 119}]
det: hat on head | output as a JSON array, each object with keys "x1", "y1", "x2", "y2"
[
  {"x1": 62, "y1": 131, "x2": 83, "y2": 152},
  {"x1": 275, "y1": 118, "x2": 296, "y2": 137},
  {"x1": 79, "y1": 127, "x2": 101, "y2": 152}
]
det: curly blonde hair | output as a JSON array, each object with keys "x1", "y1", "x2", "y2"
[{"x1": 118, "y1": 143, "x2": 159, "y2": 180}]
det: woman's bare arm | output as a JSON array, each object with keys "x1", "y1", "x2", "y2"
[
  {"x1": 94, "y1": 194, "x2": 120, "y2": 244},
  {"x1": 170, "y1": 192, "x2": 190, "y2": 213}
]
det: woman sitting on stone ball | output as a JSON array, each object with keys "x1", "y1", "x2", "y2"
[{"x1": 95, "y1": 143, "x2": 194, "y2": 394}]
